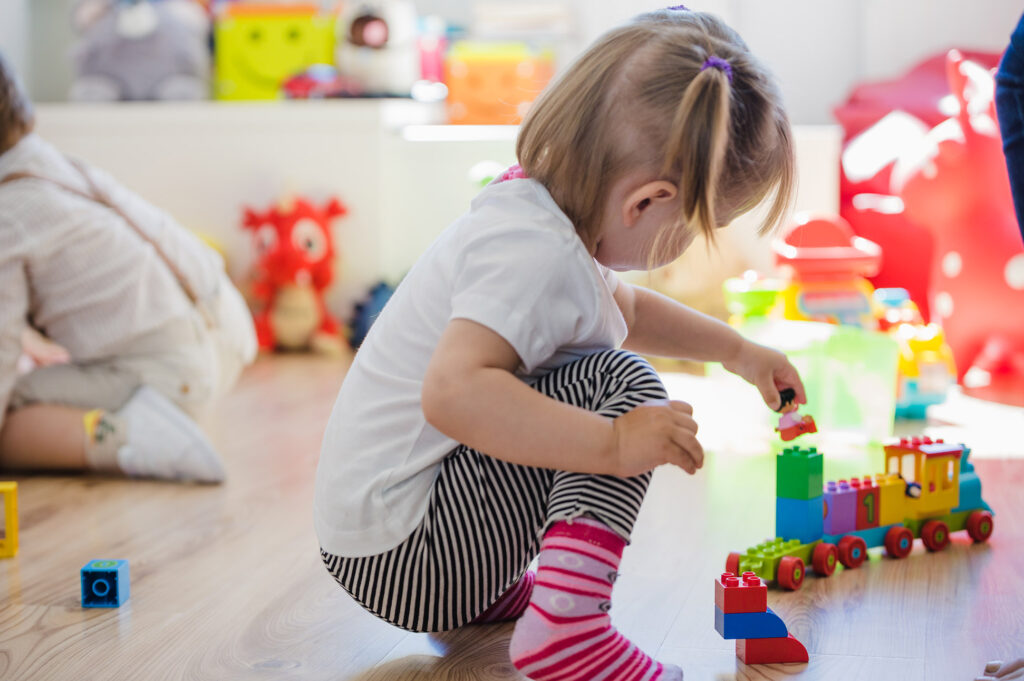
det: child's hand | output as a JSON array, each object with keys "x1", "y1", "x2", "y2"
[
  {"x1": 21, "y1": 328, "x2": 70, "y2": 367},
  {"x1": 977, "y1": 659, "x2": 1024, "y2": 680},
  {"x1": 722, "y1": 339, "x2": 806, "y2": 411},
  {"x1": 610, "y1": 399, "x2": 703, "y2": 477}
]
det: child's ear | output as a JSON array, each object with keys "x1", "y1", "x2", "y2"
[{"x1": 622, "y1": 180, "x2": 677, "y2": 227}]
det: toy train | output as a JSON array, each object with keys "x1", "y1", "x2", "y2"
[{"x1": 727, "y1": 437, "x2": 994, "y2": 590}]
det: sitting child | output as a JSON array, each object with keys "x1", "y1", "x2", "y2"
[{"x1": 0, "y1": 52, "x2": 256, "y2": 482}]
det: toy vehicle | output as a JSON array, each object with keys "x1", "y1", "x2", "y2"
[{"x1": 726, "y1": 437, "x2": 994, "y2": 590}]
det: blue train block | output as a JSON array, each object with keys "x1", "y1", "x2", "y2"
[
  {"x1": 714, "y1": 605, "x2": 790, "y2": 640},
  {"x1": 953, "y1": 447, "x2": 993, "y2": 514},
  {"x1": 776, "y1": 496, "x2": 824, "y2": 544},
  {"x1": 81, "y1": 559, "x2": 130, "y2": 608}
]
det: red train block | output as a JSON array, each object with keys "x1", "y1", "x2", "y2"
[
  {"x1": 715, "y1": 572, "x2": 767, "y2": 614},
  {"x1": 852, "y1": 476, "x2": 880, "y2": 530},
  {"x1": 736, "y1": 634, "x2": 809, "y2": 664}
]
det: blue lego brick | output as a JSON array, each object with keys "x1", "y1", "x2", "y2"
[
  {"x1": 823, "y1": 523, "x2": 901, "y2": 551},
  {"x1": 776, "y1": 496, "x2": 824, "y2": 545},
  {"x1": 714, "y1": 606, "x2": 789, "y2": 640},
  {"x1": 81, "y1": 559, "x2": 130, "y2": 608}
]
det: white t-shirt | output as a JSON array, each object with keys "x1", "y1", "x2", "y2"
[{"x1": 313, "y1": 178, "x2": 628, "y2": 557}]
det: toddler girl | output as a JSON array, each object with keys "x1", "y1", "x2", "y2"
[{"x1": 315, "y1": 7, "x2": 804, "y2": 679}]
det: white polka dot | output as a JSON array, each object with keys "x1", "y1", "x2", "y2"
[
  {"x1": 549, "y1": 594, "x2": 576, "y2": 613},
  {"x1": 557, "y1": 554, "x2": 584, "y2": 569},
  {"x1": 1005, "y1": 254, "x2": 1024, "y2": 290},
  {"x1": 935, "y1": 292, "x2": 954, "y2": 319},
  {"x1": 941, "y1": 251, "x2": 962, "y2": 278}
]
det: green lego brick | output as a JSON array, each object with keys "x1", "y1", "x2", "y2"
[
  {"x1": 776, "y1": 446, "x2": 824, "y2": 500},
  {"x1": 736, "y1": 537, "x2": 816, "y2": 582}
]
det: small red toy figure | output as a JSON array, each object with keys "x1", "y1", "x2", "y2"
[
  {"x1": 242, "y1": 196, "x2": 348, "y2": 355},
  {"x1": 775, "y1": 387, "x2": 817, "y2": 441}
]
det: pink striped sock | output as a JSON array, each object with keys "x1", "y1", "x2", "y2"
[
  {"x1": 508, "y1": 518, "x2": 683, "y2": 681},
  {"x1": 471, "y1": 571, "x2": 536, "y2": 624}
]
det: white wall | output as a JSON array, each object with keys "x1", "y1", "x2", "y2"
[
  {"x1": 32, "y1": 101, "x2": 836, "y2": 317},
  {"x1": 563, "y1": 0, "x2": 1021, "y2": 125},
  {"x1": 0, "y1": 0, "x2": 30, "y2": 84}
]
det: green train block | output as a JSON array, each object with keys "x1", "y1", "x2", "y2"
[
  {"x1": 736, "y1": 537, "x2": 816, "y2": 582},
  {"x1": 776, "y1": 446, "x2": 823, "y2": 500}
]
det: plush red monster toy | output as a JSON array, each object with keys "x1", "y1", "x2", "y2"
[
  {"x1": 892, "y1": 52, "x2": 1024, "y2": 405},
  {"x1": 242, "y1": 196, "x2": 348, "y2": 355}
]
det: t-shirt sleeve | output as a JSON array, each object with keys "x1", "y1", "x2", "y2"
[{"x1": 450, "y1": 228, "x2": 592, "y2": 374}]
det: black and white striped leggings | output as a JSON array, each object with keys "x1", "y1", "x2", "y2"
[{"x1": 320, "y1": 349, "x2": 668, "y2": 633}]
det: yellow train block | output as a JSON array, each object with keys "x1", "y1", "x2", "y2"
[{"x1": 874, "y1": 473, "x2": 906, "y2": 527}]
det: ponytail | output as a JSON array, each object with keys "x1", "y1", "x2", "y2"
[{"x1": 664, "y1": 56, "x2": 733, "y2": 244}]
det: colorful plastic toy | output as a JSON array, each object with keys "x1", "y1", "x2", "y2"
[
  {"x1": 282, "y1": 64, "x2": 363, "y2": 99},
  {"x1": 214, "y1": 3, "x2": 334, "y2": 100},
  {"x1": 81, "y1": 559, "x2": 130, "y2": 608},
  {"x1": 875, "y1": 288, "x2": 956, "y2": 418},
  {"x1": 774, "y1": 387, "x2": 817, "y2": 442},
  {"x1": 726, "y1": 436, "x2": 994, "y2": 590},
  {"x1": 772, "y1": 214, "x2": 882, "y2": 329},
  {"x1": 444, "y1": 42, "x2": 554, "y2": 125},
  {"x1": 242, "y1": 196, "x2": 348, "y2": 355},
  {"x1": 0, "y1": 482, "x2": 17, "y2": 558},
  {"x1": 892, "y1": 51, "x2": 1024, "y2": 406},
  {"x1": 714, "y1": 572, "x2": 809, "y2": 665}
]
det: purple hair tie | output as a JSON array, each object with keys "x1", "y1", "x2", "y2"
[
  {"x1": 700, "y1": 56, "x2": 733, "y2": 83},
  {"x1": 667, "y1": 4, "x2": 689, "y2": 9}
]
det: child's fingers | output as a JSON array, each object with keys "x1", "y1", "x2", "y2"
[
  {"x1": 987, "y1": 662, "x2": 1004, "y2": 674},
  {"x1": 669, "y1": 429, "x2": 703, "y2": 472},
  {"x1": 776, "y1": 364, "x2": 807, "y2": 405},
  {"x1": 756, "y1": 372, "x2": 782, "y2": 411}
]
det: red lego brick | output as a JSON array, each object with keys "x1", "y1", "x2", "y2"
[
  {"x1": 715, "y1": 571, "x2": 767, "y2": 614},
  {"x1": 853, "y1": 476, "x2": 880, "y2": 530},
  {"x1": 736, "y1": 634, "x2": 809, "y2": 664}
]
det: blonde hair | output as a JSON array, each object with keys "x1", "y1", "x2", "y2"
[
  {"x1": 0, "y1": 52, "x2": 34, "y2": 155},
  {"x1": 517, "y1": 8, "x2": 795, "y2": 255}
]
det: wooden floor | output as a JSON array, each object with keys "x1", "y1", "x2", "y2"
[{"x1": 1, "y1": 355, "x2": 1022, "y2": 681}]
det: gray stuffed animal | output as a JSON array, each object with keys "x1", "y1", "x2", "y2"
[{"x1": 70, "y1": 0, "x2": 210, "y2": 101}]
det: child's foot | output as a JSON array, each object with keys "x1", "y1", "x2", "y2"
[
  {"x1": 115, "y1": 387, "x2": 226, "y2": 483},
  {"x1": 978, "y1": 659, "x2": 1024, "y2": 680},
  {"x1": 472, "y1": 571, "x2": 536, "y2": 624},
  {"x1": 509, "y1": 518, "x2": 682, "y2": 681}
]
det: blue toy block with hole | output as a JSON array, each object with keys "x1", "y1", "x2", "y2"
[
  {"x1": 81, "y1": 559, "x2": 130, "y2": 607},
  {"x1": 714, "y1": 605, "x2": 789, "y2": 639},
  {"x1": 776, "y1": 496, "x2": 824, "y2": 544}
]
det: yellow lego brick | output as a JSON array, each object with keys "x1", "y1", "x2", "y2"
[
  {"x1": 874, "y1": 473, "x2": 906, "y2": 527},
  {"x1": 0, "y1": 481, "x2": 18, "y2": 558}
]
